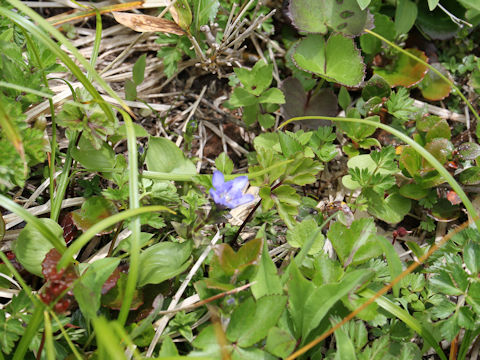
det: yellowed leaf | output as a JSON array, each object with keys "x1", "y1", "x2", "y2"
[{"x1": 112, "y1": 11, "x2": 185, "y2": 35}]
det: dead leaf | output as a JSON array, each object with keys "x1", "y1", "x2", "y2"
[{"x1": 112, "y1": 11, "x2": 185, "y2": 35}]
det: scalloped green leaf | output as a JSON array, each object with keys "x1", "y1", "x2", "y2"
[
  {"x1": 288, "y1": 0, "x2": 373, "y2": 36},
  {"x1": 292, "y1": 34, "x2": 365, "y2": 87},
  {"x1": 374, "y1": 49, "x2": 429, "y2": 88}
]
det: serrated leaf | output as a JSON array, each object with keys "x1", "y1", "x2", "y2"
[
  {"x1": 288, "y1": 0, "x2": 373, "y2": 36},
  {"x1": 327, "y1": 218, "x2": 383, "y2": 266},
  {"x1": 287, "y1": 219, "x2": 325, "y2": 255},
  {"x1": 0, "y1": 313, "x2": 24, "y2": 355},
  {"x1": 229, "y1": 87, "x2": 258, "y2": 107},
  {"x1": 258, "y1": 87, "x2": 285, "y2": 104},
  {"x1": 292, "y1": 34, "x2": 365, "y2": 87},
  {"x1": 265, "y1": 327, "x2": 295, "y2": 358}
]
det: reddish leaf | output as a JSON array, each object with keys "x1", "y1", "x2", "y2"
[
  {"x1": 60, "y1": 212, "x2": 78, "y2": 245},
  {"x1": 374, "y1": 49, "x2": 429, "y2": 88},
  {"x1": 40, "y1": 249, "x2": 78, "y2": 313},
  {"x1": 101, "y1": 266, "x2": 122, "y2": 295},
  {"x1": 102, "y1": 272, "x2": 143, "y2": 310},
  {"x1": 71, "y1": 196, "x2": 118, "y2": 235}
]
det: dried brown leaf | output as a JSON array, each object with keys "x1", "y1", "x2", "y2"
[{"x1": 112, "y1": 11, "x2": 185, "y2": 35}]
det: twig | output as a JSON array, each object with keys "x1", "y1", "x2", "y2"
[
  {"x1": 175, "y1": 85, "x2": 207, "y2": 147},
  {"x1": 146, "y1": 230, "x2": 222, "y2": 356}
]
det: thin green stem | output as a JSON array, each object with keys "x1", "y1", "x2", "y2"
[
  {"x1": 364, "y1": 28, "x2": 480, "y2": 124},
  {"x1": 278, "y1": 115, "x2": 480, "y2": 228},
  {"x1": 0, "y1": 82, "x2": 52, "y2": 98},
  {"x1": 117, "y1": 110, "x2": 140, "y2": 326},
  {"x1": 88, "y1": 10, "x2": 102, "y2": 82},
  {"x1": 58, "y1": 205, "x2": 174, "y2": 269},
  {"x1": 50, "y1": 132, "x2": 79, "y2": 222},
  {"x1": 43, "y1": 312, "x2": 55, "y2": 360}
]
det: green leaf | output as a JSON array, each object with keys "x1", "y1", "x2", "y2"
[
  {"x1": 288, "y1": 0, "x2": 373, "y2": 36},
  {"x1": 192, "y1": 0, "x2": 220, "y2": 33},
  {"x1": 395, "y1": 0, "x2": 418, "y2": 34},
  {"x1": 377, "y1": 236, "x2": 402, "y2": 297},
  {"x1": 361, "y1": 74, "x2": 392, "y2": 100},
  {"x1": 374, "y1": 49, "x2": 428, "y2": 88},
  {"x1": 418, "y1": 63, "x2": 452, "y2": 101},
  {"x1": 132, "y1": 54, "x2": 146, "y2": 86},
  {"x1": 258, "y1": 88, "x2": 285, "y2": 104},
  {"x1": 214, "y1": 152, "x2": 233, "y2": 174},
  {"x1": 211, "y1": 238, "x2": 262, "y2": 280},
  {"x1": 331, "y1": 317, "x2": 357, "y2": 360},
  {"x1": 13, "y1": 218, "x2": 62, "y2": 277},
  {"x1": 288, "y1": 263, "x2": 371, "y2": 341},
  {"x1": 234, "y1": 61, "x2": 273, "y2": 96},
  {"x1": 71, "y1": 196, "x2": 118, "y2": 234},
  {"x1": 338, "y1": 86, "x2": 351, "y2": 110},
  {"x1": 356, "y1": 0, "x2": 371, "y2": 10},
  {"x1": 258, "y1": 113, "x2": 275, "y2": 129},
  {"x1": 458, "y1": 142, "x2": 480, "y2": 160},
  {"x1": 359, "y1": 13, "x2": 396, "y2": 54},
  {"x1": 159, "y1": 336, "x2": 179, "y2": 356},
  {"x1": 229, "y1": 87, "x2": 258, "y2": 107},
  {"x1": 430, "y1": 270, "x2": 464, "y2": 295},
  {"x1": 292, "y1": 34, "x2": 365, "y2": 87},
  {"x1": 146, "y1": 136, "x2": 196, "y2": 175},
  {"x1": 327, "y1": 218, "x2": 383, "y2": 266},
  {"x1": 74, "y1": 257, "x2": 120, "y2": 321},
  {"x1": 286, "y1": 218, "x2": 325, "y2": 255},
  {"x1": 265, "y1": 327, "x2": 296, "y2": 358},
  {"x1": 252, "y1": 236, "x2": 283, "y2": 299},
  {"x1": 71, "y1": 136, "x2": 116, "y2": 171},
  {"x1": 464, "y1": 239, "x2": 480, "y2": 275},
  {"x1": 226, "y1": 295, "x2": 287, "y2": 347},
  {"x1": 123, "y1": 79, "x2": 137, "y2": 100},
  {"x1": 399, "y1": 146, "x2": 422, "y2": 177},
  {"x1": 367, "y1": 191, "x2": 411, "y2": 224},
  {"x1": 0, "y1": 312, "x2": 24, "y2": 355},
  {"x1": 428, "y1": 0, "x2": 439, "y2": 10},
  {"x1": 399, "y1": 183, "x2": 428, "y2": 200},
  {"x1": 137, "y1": 240, "x2": 192, "y2": 286},
  {"x1": 459, "y1": 166, "x2": 480, "y2": 185},
  {"x1": 425, "y1": 118, "x2": 451, "y2": 142},
  {"x1": 337, "y1": 115, "x2": 379, "y2": 142},
  {"x1": 458, "y1": 0, "x2": 480, "y2": 11},
  {"x1": 425, "y1": 138, "x2": 453, "y2": 165},
  {"x1": 278, "y1": 132, "x2": 303, "y2": 157},
  {"x1": 172, "y1": 0, "x2": 192, "y2": 30}
]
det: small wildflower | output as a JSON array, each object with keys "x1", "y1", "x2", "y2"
[{"x1": 209, "y1": 171, "x2": 254, "y2": 209}]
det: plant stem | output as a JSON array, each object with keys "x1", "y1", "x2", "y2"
[{"x1": 117, "y1": 110, "x2": 141, "y2": 326}]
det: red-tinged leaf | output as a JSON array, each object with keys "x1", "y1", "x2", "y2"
[
  {"x1": 102, "y1": 272, "x2": 143, "y2": 310},
  {"x1": 71, "y1": 196, "x2": 118, "y2": 235},
  {"x1": 60, "y1": 212, "x2": 78, "y2": 245},
  {"x1": 374, "y1": 49, "x2": 429, "y2": 88},
  {"x1": 418, "y1": 63, "x2": 452, "y2": 101},
  {"x1": 447, "y1": 190, "x2": 462, "y2": 205},
  {"x1": 101, "y1": 266, "x2": 122, "y2": 295},
  {"x1": 40, "y1": 249, "x2": 78, "y2": 313},
  {"x1": 112, "y1": 11, "x2": 185, "y2": 35}
]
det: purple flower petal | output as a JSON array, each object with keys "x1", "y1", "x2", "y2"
[
  {"x1": 212, "y1": 170, "x2": 224, "y2": 189},
  {"x1": 229, "y1": 176, "x2": 249, "y2": 193}
]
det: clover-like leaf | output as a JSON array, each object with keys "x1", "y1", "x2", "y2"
[
  {"x1": 288, "y1": 0, "x2": 373, "y2": 37},
  {"x1": 292, "y1": 34, "x2": 365, "y2": 87}
]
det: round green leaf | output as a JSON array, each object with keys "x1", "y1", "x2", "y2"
[
  {"x1": 13, "y1": 218, "x2": 63, "y2": 277},
  {"x1": 459, "y1": 167, "x2": 480, "y2": 185},
  {"x1": 418, "y1": 63, "x2": 452, "y2": 101}
]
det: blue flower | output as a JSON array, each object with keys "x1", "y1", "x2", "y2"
[{"x1": 209, "y1": 171, "x2": 255, "y2": 209}]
